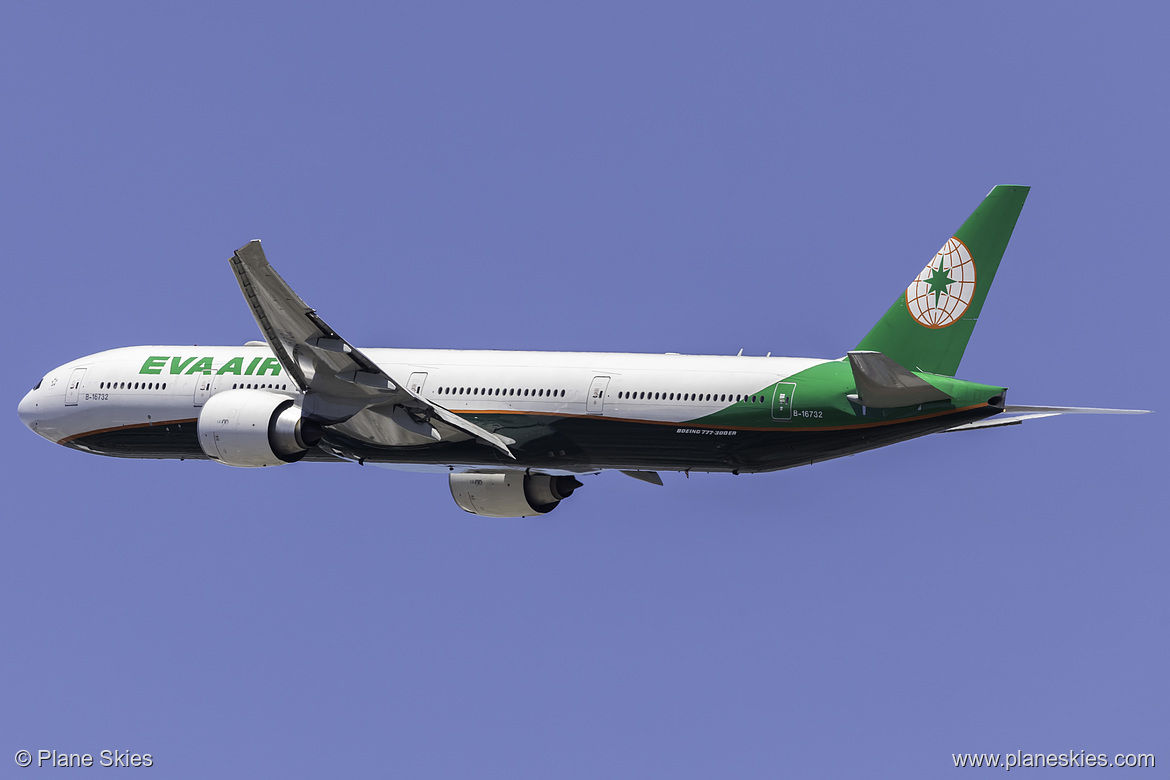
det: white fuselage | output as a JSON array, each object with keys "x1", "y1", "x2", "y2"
[{"x1": 19, "y1": 344, "x2": 828, "y2": 448}]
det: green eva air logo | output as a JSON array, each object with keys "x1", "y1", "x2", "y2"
[{"x1": 139, "y1": 356, "x2": 282, "y2": 376}]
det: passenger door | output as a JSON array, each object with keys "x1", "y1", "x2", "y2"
[
  {"x1": 193, "y1": 373, "x2": 214, "y2": 407},
  {"x1": 772, "y1": 382, "x2": 796, "y2": 420},
  {"x1": 586, "y1": 376, "x2": 610, "y2": 415},
  {"x1": 407, "y1": 372, "x2": 428, "y2": 396},
  {"x1": 65, "y1": 367, "x2": 86, "y2": 406}
]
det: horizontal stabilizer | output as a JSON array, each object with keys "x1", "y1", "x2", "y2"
[
  {"x1": 945, "y1": 404, "x2": 1151, "y2": 432},
  {"x1": 1002, "y1": 404, "x2": 1151, "y2": 415},
  {"x1": 847, "y1": 351, "x2": 951, "y2": 409}
]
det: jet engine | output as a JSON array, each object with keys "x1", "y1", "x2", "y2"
[
  {"x1": 449, "y1": 471, "x2": 583, "y2": 517},
  {"x1": 197, "y1": 389, "x2": 319, "y2": 467}
]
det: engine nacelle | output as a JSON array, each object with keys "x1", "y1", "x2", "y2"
[
  {"x1": 449, "y1": 471, "x2": 583, "y2": 517},
  {"x1": 198, "y1": 390, "x2": 317, "y2": 467}
]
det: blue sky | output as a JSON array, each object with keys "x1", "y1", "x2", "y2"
[{"x1": 2, "y1": 3, "x2": 1166, "y2": 777}]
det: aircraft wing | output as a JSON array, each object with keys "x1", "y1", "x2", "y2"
[
  {"x1": 229, "y1": 240, "x2": 514, "y2": 458},
  {"x1": 945, "y1": 404, "x2": 1151, "y2": 432}
]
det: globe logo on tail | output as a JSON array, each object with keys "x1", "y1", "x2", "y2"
[{"x1": 905, "y1": 237, "x2": 976, "y2": 328}]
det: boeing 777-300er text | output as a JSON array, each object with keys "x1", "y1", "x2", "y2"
[{"x1": 18, "y1": 186, "x2": 1148, "y2": 516}]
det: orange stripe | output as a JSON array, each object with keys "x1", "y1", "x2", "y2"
[
  {"x1": 451, "y1": 404, "x2": 991, "y2": 432},
  {"x1": 59, "y1": 418, "x2": 199, "y2": 445}
]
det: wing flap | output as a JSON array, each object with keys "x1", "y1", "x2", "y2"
[{"x1": 620, "y1": 470, "x2": 664, "y2": 486}]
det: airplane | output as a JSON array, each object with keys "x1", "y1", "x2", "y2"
[{"x1": 17, "y1": 185, "x2": 1148, "y2": 516}]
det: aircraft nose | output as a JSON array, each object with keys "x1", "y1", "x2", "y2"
[{"x1": 18, "y1": 388, "x2": 40, "y2": 431}]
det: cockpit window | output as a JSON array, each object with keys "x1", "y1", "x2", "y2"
[{"x1": 33, "y1": 378, "x2": 42, "y2": 390}]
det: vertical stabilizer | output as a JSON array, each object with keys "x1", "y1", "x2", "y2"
[{"x1": 855, "y1": 185, "x2": 1029, "y2": 376}]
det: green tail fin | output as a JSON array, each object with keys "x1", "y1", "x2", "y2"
[{"x1": 855, "y1": 185, "x2": 1029, "y2": 376}]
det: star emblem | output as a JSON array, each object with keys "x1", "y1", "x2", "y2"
[{"x1": 924, "y1": 261, "x2": 954, "y2": 307}]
